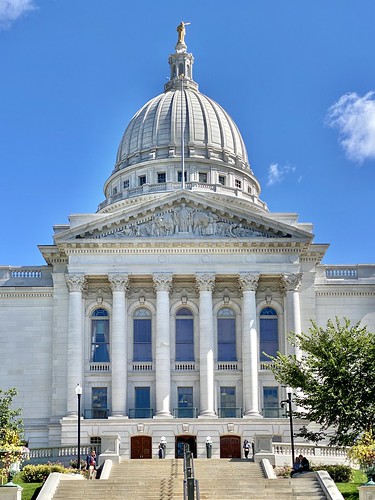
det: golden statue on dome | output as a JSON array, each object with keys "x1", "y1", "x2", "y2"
[{"x1": 177, "y1": 21, "x2": 190, "y2": 45}]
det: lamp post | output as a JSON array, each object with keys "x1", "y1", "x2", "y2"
[
  {"x1": 160, "y1": 436, "x2": 167, "y2": 458},
  {"x1": 281, "y1": 387, "x2": 295, "y2": 467},
  {"x1": 75, "y1": 384, "x2": 82, "y2": 470}
]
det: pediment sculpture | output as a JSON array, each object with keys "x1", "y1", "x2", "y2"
[{"x1": 100, "y1": 204, "x2": 287, "y2": 239}]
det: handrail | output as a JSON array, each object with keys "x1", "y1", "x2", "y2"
[{"x1": 183, "y1": 443, "x2": 199, "y2": 500}]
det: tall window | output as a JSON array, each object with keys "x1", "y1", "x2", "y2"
[
  {"x1": 177, "y1": 171, "x2": 187, "y2": 182},
  {"x1": 133, "y1": 308, "x2": 152, "y2": 361},
  {"x1": 199, "y1": 172, "x2": 208, "y2": 183},
  {"x1": 259, "y1": 307, "x2": 278, "y2": 361},
  {"x1": 91, "y1": 308, "x2": 110, "y2": 362},
  {"x1": 175, "y1": 307, "x2": 194, "y2": 361},
  {"x1": 220, "y1": 386, "x2": 236, "y2": 417},
  {"x1": 157, "y1": 172, "x2": 166, "y2": 183},
  {"x1": 91, "y1": 387, "x2": 108, "y2": 419},
  {"x1": 135, "y1": 387, "x2": 151, "y2": 418},
  {"x1": 217, "y1": 307, "x2": 236, "y2": 361},
  {"x1": 177, "y1": 387, "x2": 194, "y2": 418},
  {"x1": 263, "y1": 386, "x2": 279, "y2": 418},
  {"x1": 139, "y1": 175, "x2": 146, "y2": 186}
]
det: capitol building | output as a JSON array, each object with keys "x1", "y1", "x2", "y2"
[{"x1": 1, "y1": 25, "x2": 374, "y2": 461}]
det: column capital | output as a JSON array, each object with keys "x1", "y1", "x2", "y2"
[
  {"x1": 238, "y1": 273, "x2": 259, "y2": 292},
  {"x1": 108, "y1": 273, "x2": 130, "y2": 292},
  {"x1": 153, "y1": 273, "x2": 173, "y2": 292},
  {"x1": 281, "y1": 273, "x2": 302, "y2": 292},
  {"x1": 65, "y1": 274, "x2": 86, "y2": 292},
  {"x1": 195, "y1": 273, "x2": 215, "y2": 292}
]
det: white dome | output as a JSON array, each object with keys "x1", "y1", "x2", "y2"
[
  {"x1": 115, "y1": 85, "x2": 250, "y2": 171},
  {"x1": 99, "y1": 36, "x2": 267, "y2": 213}
]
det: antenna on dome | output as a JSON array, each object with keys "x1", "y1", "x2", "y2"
[{"x1": 180, "y1": 74, "x2": 185, "y2": 190}]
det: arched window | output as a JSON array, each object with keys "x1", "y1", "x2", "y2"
[
  {"x1": 259, "y1": 307, "x2": 278, "y2": 361},
  {"x1": 217, "y1": 307, "x2": 236, "y2": 361},
  {"x1": 91, "y1": 308, "x2": 110, "y2": 362},
  {"x1": 175, "y1": 307, "x2": 194, "y2": 361},
  {"x1": 133, "y1": 308, "x2": 152, "y2": 361}
]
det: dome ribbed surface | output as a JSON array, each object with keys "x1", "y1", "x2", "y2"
[{"x1": 115, "y1": 86, "x2": 250, "y2": 170}]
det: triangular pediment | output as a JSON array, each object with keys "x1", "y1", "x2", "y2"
[{"x1": 54, "y1": 191, "x2": 313, "y2": 246}]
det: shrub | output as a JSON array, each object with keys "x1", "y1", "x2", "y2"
[
  {"x1": 21, "y1": 463, "x2": 73, "y2": 483},
  {"x1": 311, "y1": 464, "x2": 353, "y2": 483}
]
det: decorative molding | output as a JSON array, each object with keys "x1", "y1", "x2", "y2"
[
  {"x1": 281, "y1": 273, "x2": 302, "y2": 292},
  {"x1": 195, "y1": 273, "x2": 216, "y2": 292},
  {"x1": 0, "y1": 291, "x2": 53, "y2": 299},
  {"x1": 108, "y1": 273, "x2": 130, "y2": 292},
  {"x1": 65, "y1": 274, "x2": 86, "y2": 292},
  {"x1": 153, "y1": 273, "x2": 173, "y2": 292},
  {"x1": 238, "y1": 273, "x2": 259, "y2": 292}
]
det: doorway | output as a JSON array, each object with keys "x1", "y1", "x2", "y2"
[
  {"x1": 131, "y1": 435, "x2": 152, "y2": 459},
  {"x1": 175, "y1": 435, "x2": 197, "y2": 458},
  {"x1": 220, "y1": 435, "x2": 241, "y2": 458}
]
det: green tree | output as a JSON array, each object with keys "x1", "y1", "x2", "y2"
[
  {"x1": 268, "y1": 318, "x2": 375, "y2": 447},
  {"x1": 0, "y1": 388, "x2": 24, "y2": 482}
]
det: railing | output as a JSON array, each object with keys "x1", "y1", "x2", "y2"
[
  {"x1": 217, "y1": 362, "x2": 238, "y2": 370},
  {"x1": 272, "y1": 442, "x2": 348, "y2": 465},
  {"x1": 259, "y1": 361, "x2": 275, "y2": 370},
  {"x1": 83, "y1": 409, "x2": 109, "y2": 419},
  {"x1": 173, "y1": 408, "x2": 198, "y2": 418},
  {"x1": 132, "y1": 362, "x2": 153, "y2": 371},
  {"x1": 89, "y1": 362, "x2": 111, "y2": 372},
  {"x1": 11, "y1": 270, "x2": 42, "y2": 278},
  {"x1": 262, "y1": 407, "x2": 286, "y2": 418},
  {"x1": 325, "y1": 267, "x2": 358, "y2": 279},
  {"x1": 175, "y1": 362, "x2": 196, "y2": 371},
  {"x1": 218, "y1": 407, "x2": 242, "y2": 418},
  {"x1": 128, "y1": 408, "x2": 154, "y2": 419},
  {"x1": 28, "y1": 445, "x2": 100, "y2": 465},
  {"x1": 183, "y1": 444, "x2": 199, "y2": 500}
]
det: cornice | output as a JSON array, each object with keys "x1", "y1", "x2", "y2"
[
  {"x1": 59, "y1": 240, "x2": 310, "y2": 254},
  {"x1": 315, "y1": 284, "x2": 375, "y2": 296},
  {"x1": 0, "y1": 290, "x2": 54, "y2": 299}
]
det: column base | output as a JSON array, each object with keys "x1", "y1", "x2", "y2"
[
  {"x1": 242, "y1": 411, "x2": 262, "y2": 418},
  {"x1": 153, "y1": 412, "x2": 173, "y2": 419},
  {"x1": 198, "y1": 411, "x2": 218, "y2": 418}
]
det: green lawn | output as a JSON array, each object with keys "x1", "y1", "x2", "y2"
[
  {"x1": 12, "y1": 475, "x2": 43, "y2": 500},
  {"x1": 336, "y1": 470, "x2": 368, "y2": 500}
]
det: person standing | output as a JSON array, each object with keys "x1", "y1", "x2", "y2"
[{"x1": 243, "y1": 439, "x2": 250, "y2": 459}]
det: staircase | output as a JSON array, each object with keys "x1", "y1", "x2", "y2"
[
  {"x1": 194, "y1": 459, "x2": 326, "y2": 499},
  {"x1": 51, "y1": 458, "x2": 327, "y2": 500},
  {"x1": 52, "y1": 459, "x2": 184, "y2": 500}
]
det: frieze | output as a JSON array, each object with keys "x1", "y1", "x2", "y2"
[{"x1": 98, "y1": 204, "x2": 283, "y2": 239}]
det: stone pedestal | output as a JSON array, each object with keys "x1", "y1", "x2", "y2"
[
  {"x1": 0, "y1": 485, "x2": 23, "y2": 500},
  {"x1": 359, "y1": 485, "x2": 375, "y2": 500}
]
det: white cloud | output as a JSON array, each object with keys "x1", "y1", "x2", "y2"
[
  {"x1": 267, "y1": 162, "x2": 296, "y2": 186},
  {"x1": 326, "y1": 91, "x2": 375, "y2": 164},
  {"x1": 0, "y1": 0, "x2": 36, "y2": 30}
]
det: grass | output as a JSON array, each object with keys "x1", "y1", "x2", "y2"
[
  {"x1": 336, "y1": 470, "x2": 368, "y2": 500},
  {"x1": 11, "y1": 474, "x2": 43, "y2": 500}
]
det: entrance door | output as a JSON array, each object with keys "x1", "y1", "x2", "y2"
[
  {"x1": 175, "y1": 435, "x2": 197, "y2": 458},
  {"x1": 220, "y1": 435, "x2": 241, "y2": 458},
  {"x1": 131, "y1": 436, "x2": 152, "y2": 459}
]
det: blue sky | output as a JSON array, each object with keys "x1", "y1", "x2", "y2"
[{"x1": 1, "y1": 0, "x2": 375, "y2": 266}]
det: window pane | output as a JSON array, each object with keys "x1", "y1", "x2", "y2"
[
  {"x1": 133, "y1": 317, "x2": 152, "y2": 361},
  {"x1": 263, "y1": 387, "x2": 278, "y2": 408},
  {"x1": 220, "y1": 386, "x2": 236, "y2": 407},
  {"x1": 176, "y1": 308, "x2": 194, "y2": 361},
  {"x1": 178, "y1": 387, "x2": 193, "y2": 408},
  {"x1": 218, "y1": 311, "x2": 236, "y2": 361},
  {"x1": 135, "y1": 387, "x2": 150, "y2": 408},
  {"x1": 260, "y1": 317, "x2": 278, "y2": 361},
  {"x1": 91, "y1": 309, "x2": 110, "y2": 362}
]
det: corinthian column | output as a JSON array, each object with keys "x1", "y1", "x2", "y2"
[
  {"x1": 108, "y1": 274, "x2": 129, "y2": 417},
  {"x1": 239, "y1": 273, "x2": 260, "y2": 417},
  {"x1": 65, "y1": 274, "x2": 86, "y2": 416},
  {"x1": 196, "y1": 273, "x2": 216, "y2": 417},
  {"x1": 153, "y1": 273, "x2": 173, "y2": 418},
  {"x1": 282, "y1": 273, "x2": 303, "y2": 360}
]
